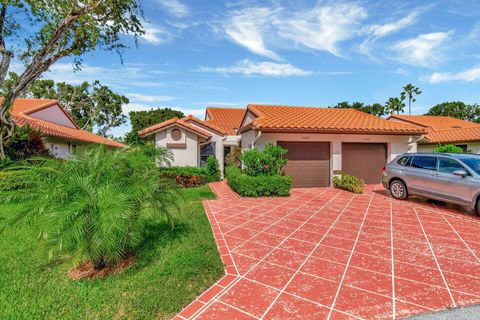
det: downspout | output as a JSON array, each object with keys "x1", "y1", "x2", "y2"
[{"x1": 251, "y1": 130, "x2": 261, "y2": 149}]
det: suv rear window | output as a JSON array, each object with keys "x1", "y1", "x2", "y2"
[
  {"x1": 411, "y1": 156, "x2": 437, "y2": 170},
  {"x1": 397, "y1": 156, "x2": 411, "y2": 166}
]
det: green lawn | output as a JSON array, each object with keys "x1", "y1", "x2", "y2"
[{"x1": 0, "y1": 186, "x2": 223, "y2": 319}]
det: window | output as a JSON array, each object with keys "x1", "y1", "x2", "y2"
[
  {"x1": 438, "y1": 158, "x2": 465, "y2": 174},
  {"x1": 411, "y1": 156, "x2": 437, "y2": 170},
  {"x1": 200, "y1": 142, "x2": 216, "y2": 167},
  {"x1": 455, "y1": 144, "x2": 468, "y2": 153},
  {"x1": 397, "y1": 156, "x2": 411, "y2": 166},
  {"x1": 458, "y1": 157, "x2": 480, "y2": 175}
]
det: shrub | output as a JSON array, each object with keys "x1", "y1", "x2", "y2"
[
  {"x1": 226, "y1": 166, "x2": 291, "y2": 197},
  {"x1": 242, "y1": 144, "x2": 287, "y2": 176},
  {"x1": 434, "y1": 144, "x2": 464, "y2": 154},
  {"x1": 333, "y1": 172, "x2": 365, "y2": 194},
  {"x1": 4, "y1": 125, "x2": 50, "y2": 161},
  {"x1": 225, "y1": 146, "x2": 242, "y2": 168},
  {"x1": 159, "y1": 167, "x2": 207, "y2": 188},
  {"x1": 206, "y1": 155, "x2": 221, "y2": 182},
  {"x1": 0, "y1": 145, "x2": 178, "y2": 270}
]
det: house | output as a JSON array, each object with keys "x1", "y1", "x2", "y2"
[
  {"x1": 388, "y1": 115, "x2": 480, "y2": 153},
  {"x1": 139, "y1": 104, "x2": 425, "y2": 187},
  {"x1": 10, "y1": 98, "x2": 125, "y2": 158}
]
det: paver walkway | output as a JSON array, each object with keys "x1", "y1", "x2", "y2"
[{"x1": 176, "y1": 181, "x2": 480, "y2": 320}]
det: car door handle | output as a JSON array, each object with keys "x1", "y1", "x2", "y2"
[{"x1": 431, "y1": 173, "x2": 439, "y2": 177}]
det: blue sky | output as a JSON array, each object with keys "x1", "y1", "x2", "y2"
[{"x1": 23, "y1": 0, "x2": 480, "y2": 136}]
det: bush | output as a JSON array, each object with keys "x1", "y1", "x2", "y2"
[
  {"x1": 225, "y1": 146, "x2": 242, "y2": 168},
  {"x1": 434, "y1": 144, "x2": 464, "y2": 154},
  {"x1": 226, "y1": 166, "x2": 291, "y2": 197},
  {"x1": 333, "y1": 172, "x2": 365, "y2": 194},
  {"x1": 0, "y1": 145, "x2": 178, "y2": 270},
  {"x1": 206, "y1": 155, "x2": 221, "y2": 182},
  {"x1": 159, "y1": 167, "x2": 207, "y2": 188},
  {"x1": 4, "y1": 125, "x2": 50, "y2": 161},
  {"x1": 242, "y1": 144, "x2": 287, "y2": 176}
]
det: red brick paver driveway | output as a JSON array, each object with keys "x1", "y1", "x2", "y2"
[{"x1": 176, "y1": 182, "x2": 480, "y2": 320}]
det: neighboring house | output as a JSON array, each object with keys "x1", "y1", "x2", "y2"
[
  {"x1": 10, "y1": 98, "x2": 125, "y2": 158},
  {"x1": 388, "y1": 115, "x2": 480, "y2": 153},
  {"x1": 140, "y1": 104, "x2": 425, "y2": 187}
]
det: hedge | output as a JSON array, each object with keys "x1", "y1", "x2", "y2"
[
  {"x1": 159, "y1": 167, "x2": 207, "y2": 188},
  {"x1": 226, "y1": 166, "x2": 291, "y2": 197},
  {"x1": 333, "y1": 172, "x2": 364, "y2": 194}
]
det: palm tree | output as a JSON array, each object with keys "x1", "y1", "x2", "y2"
[
  {"x1": 401, "y1": 84, "x2": 422, "y2": 115},
  {"x1": 385, "y1": 97, "x2": 405, "y2": 115}
]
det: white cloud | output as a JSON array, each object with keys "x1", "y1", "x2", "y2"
[
  {"x1": 224, "y1": 7, "x2": 280, "y2": 60},
  {"x1": 391, "y1": 31, "x2": 453, "y2": 67},
  {"x1": 157, "y1": 0, "x2": 189, "y2": 17},
  {"x1": 365, "y1": 12, "x2": 418, "y2": 38},
  {"x1": 274, "y1": 3, "x2": 367, "y2": 57},
  {"x1": 126, "y1": 93, "x2": 178, "y2": 103},
  {"x1": 224, "y1": 3, "x2": 367, "y2": 59},
  {"x1": 422, "y1": 66, "x2": 480, "y2": 83},
  {"x1": 141, "y1": 23, "x2": 173, "y2": 45},
  {"x1": 200, "y1": 60, "x2": 313, "y2": 77}
]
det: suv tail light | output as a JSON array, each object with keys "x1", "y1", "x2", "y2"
[{"x1": 382, "y1": 166, "x2": 387, "y2": 175}]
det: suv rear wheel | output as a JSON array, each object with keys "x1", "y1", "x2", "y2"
[{"x1": 390, "y1": 180, "x2": 408, "y2": 200}]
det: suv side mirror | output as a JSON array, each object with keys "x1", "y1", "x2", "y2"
[{"x1": 452, "y1": 170, "x2": 468, "y2": 177}]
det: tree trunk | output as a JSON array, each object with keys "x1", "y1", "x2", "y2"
[{"x1": 0, "y1": 96, "x2": 14, "y2": 160}]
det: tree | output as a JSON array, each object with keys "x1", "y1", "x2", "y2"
[
  {"x1": 400, "y1": 84, "x2": 422, "y2": 115},
  {"x1": 385, "y1": 97, "x2": 405, "y2": 115},
  {"x1": 425, "y1": 101, "x2": 480, "y2": 122},
  {"x1": 1, "y1": 73, "x2": 128, "y2": 136},
  {"x1": 0, "y1": 0, "x2": 144, "y2": 159},
  {"x1": 332, "y1": 101, "x2": 386, "y2": 117},
  {"x1": 124, "y1": 108, "x2": 185, "y2": 145}
]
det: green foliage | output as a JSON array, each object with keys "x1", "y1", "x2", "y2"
[
  {"x1": 4, "y1": 125, "x2": 49, "y2": 161},
  {"x1": 385, "y1": 97, "x2": 405, "y2": 115},
  {"x1": 124, "y1": 108, "x2": 185, "y2": 145},
  {"x1": 1, "y1": 73, "x2": 128, "y2": 136},
  {"x1": 425, "y1": 101, "x2": 480, "y2": 122},
  {"x1": 226, "y1": 146, "x2": 242, "y2": 168},
  {"x1": 333, "y1": 173, "x2": 365, "y2": 194},
  {"x1": 0, "y1": 145, "x2": 178, "y2": 269},
  {"x1": 226, "y1": 166, "x2": 291, "y2": 197},
  {"x1": 434, "y1": 144, "x2": 464, "y2": 154},
  {"x1": 205, "y1": 155, "x2": 221, "y2": 182},
  {"x1": 400, "y1": 84, "x2": 422, "y2": 115},
  {"x1": 242, "y1": 144, "x2": 288, "y2": 176},
  {"x1": 159, "y1": 167, "x2": 207, "y2": 188},
  {"x1": 332, "y1": 101, "x2": 386, "y2": 117}
]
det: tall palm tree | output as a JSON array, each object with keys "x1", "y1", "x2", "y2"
[
  {"x1": 385, "y1": 97, "x2": 405, "y2": 115},
  {"x1": 401, "y1": 84, "x2": 422, "y2": 115}
]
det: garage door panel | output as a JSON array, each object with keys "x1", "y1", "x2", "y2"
[
  {"x1": 278, "y1": 142, "x2": 330, "y2": 188},
  {"x1": 342, "y1": 143, "x2": 386, "y2": 184}
]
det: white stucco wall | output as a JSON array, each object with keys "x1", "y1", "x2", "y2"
[
  {"x1": 187, "y1": 122, "x2": 226, "y2": 175},
  {"x1": 241, "y1": 130, "x2": 414, "y2": 184},
  {"x1": 44, "y1": 138, "x2": 74, "y2": 159},
  {"x1": 155, "y1": 128, "x2": 199, "y2": 167},
  {"x1": 29, "y1": 105, "x2": 77, "y2": 128},
  {"x1": 418, "y1": 142, "x2": 480, "y2": 154}
]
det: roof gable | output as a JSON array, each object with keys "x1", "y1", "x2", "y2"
[
  {"x1": 204, "y1": 107, "x2": 246, "y2": 135},
  {"x1": 138, "y1": 117, "x2": 212, "y2": 139}
]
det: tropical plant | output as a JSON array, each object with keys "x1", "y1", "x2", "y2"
[
  {"x1": 385, "y1": 97, "x2": 405, "y2": 115},
  {"x1": 226, "y1": 146, "x2": 242, "y2": 168},
  {"x1": 0, "y1": 145, "x2": 178, "y2": 270},
  {"x1": 205, "y1": 155, "x2": 221, "y2": 182},
  {"x1": 0, "y1": 0, "x2": 145, "y2": 159},
  {"x1": 400, "y1": 84, "x2": 422, "y2": 115},
  {"x1": 434, "y1": 144, "x2": 464, "y2": 154},
  {"x1": 4, "y1": 125, "x2": 49, "y2": 161},
  {"x1": 242, "y1": 144, "x2": 288, "y2": 176},
  {"x1": 425, "y1": 101, "x2": 480, "y2": 122}
]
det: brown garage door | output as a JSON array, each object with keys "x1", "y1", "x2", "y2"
[
  {"x1": 342, "y1": 143, "x2": 387, "y2": 184},
  {"x1": 278, "y1": 142, "x2": 330, "y2": 188}
]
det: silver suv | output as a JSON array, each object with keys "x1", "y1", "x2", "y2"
[{"x1": 382, "y1": 153, "x2": 480, "y2": 214}]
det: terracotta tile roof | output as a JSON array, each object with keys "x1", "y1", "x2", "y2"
[
  {"x1": 240, "y1": 104, "x2": 426, "y2": 135},
  {"x1": 138, "y1": 117, "x2": 212, "y2": 138},
  {"x1": 205, "y1": 107, "x2": 246, "y2": 135},
  {"x1": 183, "y1": 114, "x2": 228, "y2": 135},
  {"x1": 420, "y1": 127, "x2": 480, "y2": 144},
  {"x1": 8, "y1": 98, "x2": 125, "y2": 147},
  {"x1": 388, "y1": 115, "x2": 480, "y2": 131}
]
